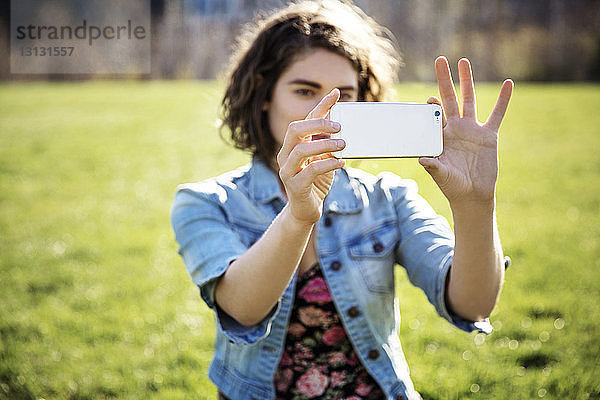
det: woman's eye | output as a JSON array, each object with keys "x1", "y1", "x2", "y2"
[
  {"x1": 296, "y1": 88, "x2": 314, "y2": 96},
  {"x1": 339, "y1": 93, "x2": 354, "y2": 101}
]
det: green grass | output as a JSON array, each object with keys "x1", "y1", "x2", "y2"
[{"x1": 0, "y1": 80, "x2": 598, "y2": 400}]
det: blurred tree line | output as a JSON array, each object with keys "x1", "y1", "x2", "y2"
[{"x1": 1, "y1": 0, "x2": 599, "y2": 81}]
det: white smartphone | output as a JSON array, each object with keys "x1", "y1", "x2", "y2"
[{"x1": 328, "y1": 102, "x2": 443, "y2": 158}]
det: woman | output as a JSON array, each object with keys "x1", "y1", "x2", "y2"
[{"x1": 171, "y1": 1, "x2": 513, "y2": 399}]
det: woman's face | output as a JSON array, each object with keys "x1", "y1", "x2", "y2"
[{"x1": 263, "y1": 48, "x2": 359, "y2": 152}]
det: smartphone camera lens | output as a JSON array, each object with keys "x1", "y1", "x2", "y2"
[{"x1": 434, "y1": 110, "x2": 441, "y2": 117}]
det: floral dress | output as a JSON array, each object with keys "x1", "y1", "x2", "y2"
[{"x1": 273, "y1": 263, "x2": 385, "y2": 400}]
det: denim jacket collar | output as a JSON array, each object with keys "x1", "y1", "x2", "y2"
[
  {"x1": 248, "y1": 157, "x2": 285, "y2": 205},
  {"x1": 324, "y1": 167, "x2": 363, "y2": 214},
  {"x1": 248, "y1": 157, "x2": 363, "y2": 214}
]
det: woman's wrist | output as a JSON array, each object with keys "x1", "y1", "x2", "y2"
[
  {"x1": 280, "y1": 203, "x2": 317, "y2": 232},
  {"x1": 450, "y1": 198, "x2": 496, "y2": 221}
]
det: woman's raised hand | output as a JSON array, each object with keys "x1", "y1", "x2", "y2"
[
  {"x1": 420, "y1": 56, "x2": 513, "y2": 208},
  {"x1": 276, "y1": 88, "x2": 346, "y2": 225}
]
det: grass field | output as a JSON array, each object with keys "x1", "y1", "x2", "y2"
[{"x1": 0, "y1": 80, "x2": 599, "y2": 400}]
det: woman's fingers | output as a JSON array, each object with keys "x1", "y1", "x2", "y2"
[
  {"x1": 484, "y1": 79, "x2": 514, "y2": 132},
  {"x1": 293, "y1": 157, "x2": 345, "y2": 188},
  {"x1": 277, "y1": 118, "x2": 341, "y2": 167},
  {"x1": 306, "y1": 88, "x2": 340, "y2": 120},
  {"x1": 427, "y1": 96, "x2": 446, "y2": 128},
  {"x1": 435, "y1": 56, "x2": 460, "y2": 119},
  {"x1": 277, "y1": 88, "x2": 341, "y2": 167},
  {"x1": 458, "y1": 58, "x2": 477, "y2": 119},
  {"x1": 279, "y1": 138, "x2": 345, "y2": 181},
  {"x1": 419, "y1": 156, "x2": 443, "y2": 172},
  {"x1": 436, "y1": 56, "x2": 511, "y2": 130}
]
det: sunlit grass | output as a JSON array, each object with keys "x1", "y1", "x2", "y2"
[{"x1": 0, "y1": 81, "x2": 599, "y2": 399}]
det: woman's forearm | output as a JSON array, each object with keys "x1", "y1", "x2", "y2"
[
  {"x1": 446, "y1": 200, "x2": 505, "y2": 322},
  {"x1": 214, "y1": 204, "x2": 313, "y2": 327},
  {"x1": 213, "y1": 90, "x2": 343, "y2": 328}
]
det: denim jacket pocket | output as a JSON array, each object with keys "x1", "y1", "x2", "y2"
[{"x1": 347, "y1": 221, "x2": 398, "y2": 294}]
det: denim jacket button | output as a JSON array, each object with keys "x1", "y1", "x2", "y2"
[
  {"x1": 373, "y1": 242, "x2": 384, "y2": 253},
  {"x1": 331, "y1": 261, "x2": 342, "y2": 271},
  {"x1": 396, "y1": 395, "x2": 405, "y2": 400},
  {"x1": 368, "y1": 349, "x2": 380, "y2": 360},
  {"x1": 324, "y1": 216, "x2": 332, "y2": 227},
  {"x1": 347, "y1": 306, "x2": 360, "y2": 318}
]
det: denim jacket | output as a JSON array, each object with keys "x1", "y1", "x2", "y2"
[{"x1": 170, "y1": 158, "x2": 491, "y2": 400}]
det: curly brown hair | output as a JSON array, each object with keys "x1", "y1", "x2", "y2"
[{"x1": 219, "y1": 0, "x2": 402, "y2": 165}]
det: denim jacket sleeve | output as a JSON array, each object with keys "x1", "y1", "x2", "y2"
[
  {"x1": 381, "y1": 173, "x2": 492, "y2": 334},
  {"x1": 170, "y1": 184, "x2": 279, "y2": 344}
]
